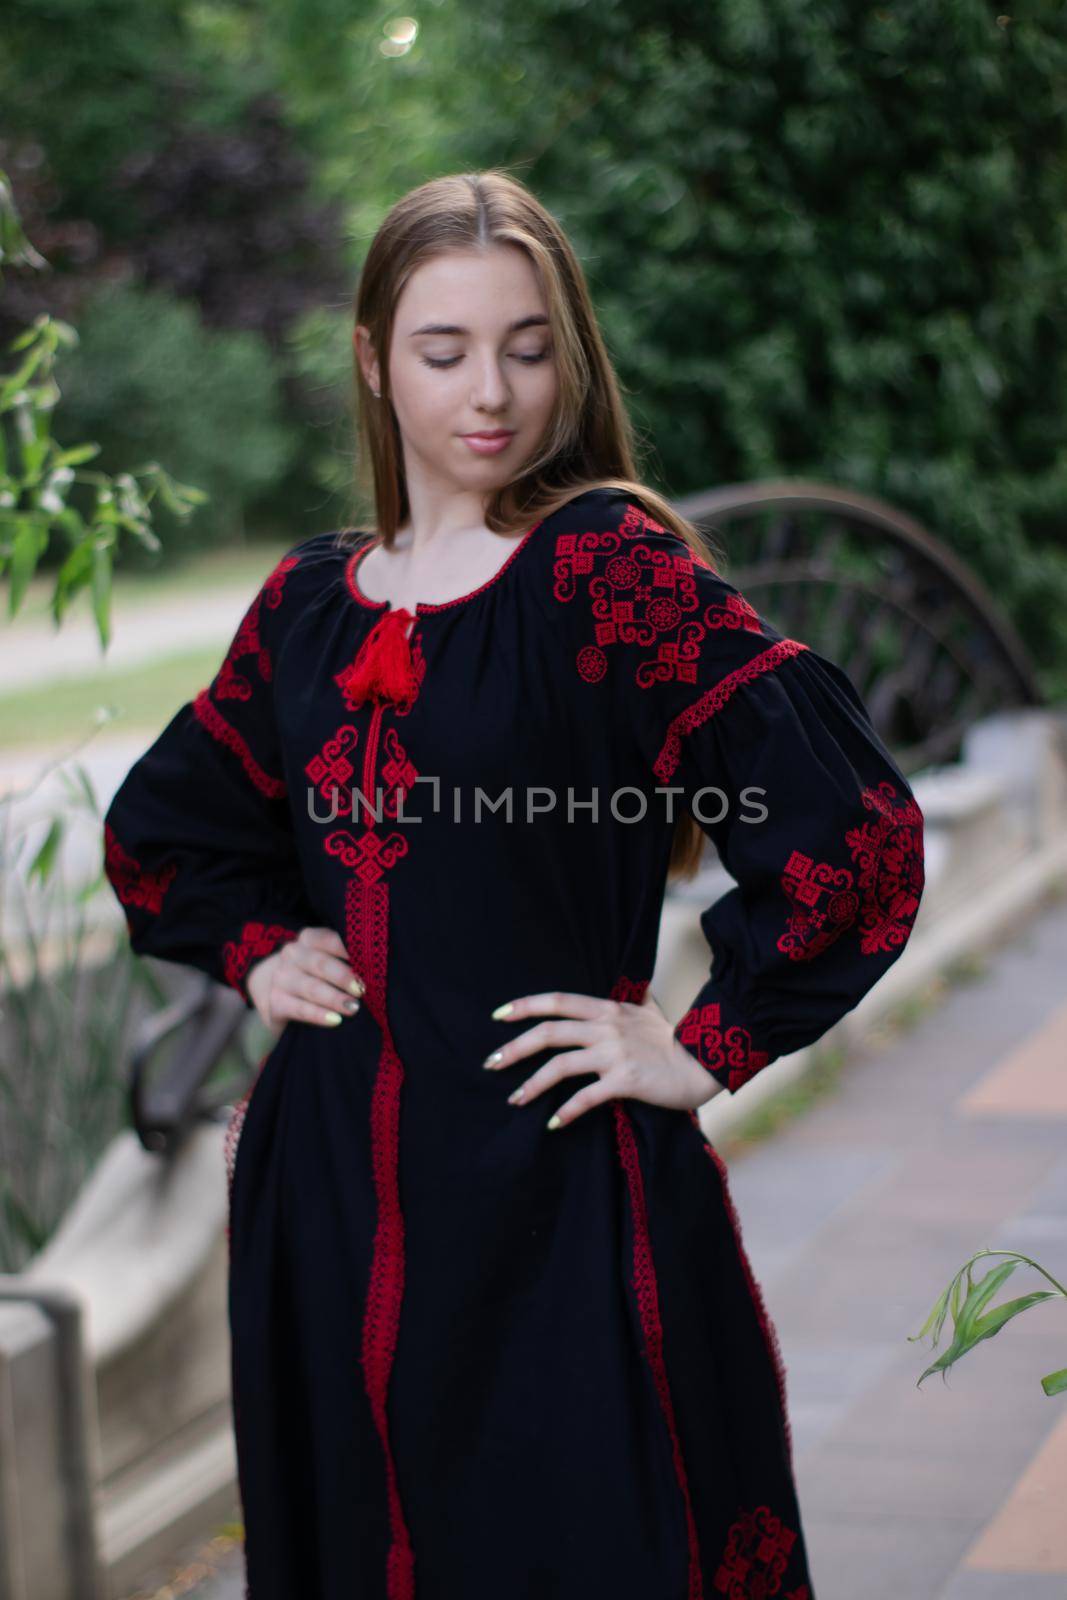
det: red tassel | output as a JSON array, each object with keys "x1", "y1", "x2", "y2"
[{"x1": 342, "y1": 608, "x2": 419, "y2": 708}]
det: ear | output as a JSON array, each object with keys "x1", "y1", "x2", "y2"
[{"x1": 353, "y1": 324, "x2": 381, "y2": 395}]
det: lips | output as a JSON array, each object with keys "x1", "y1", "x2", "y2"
[{"x1": 461, "y1": 430, "x2": 516, "y2": 455}]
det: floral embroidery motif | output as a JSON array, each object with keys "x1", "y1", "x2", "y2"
[
  {"x1": 675, "y1": 1001, "x2": 770, "y2": 1094},
  {"x1": 554, "y1": 501, "x2": 733, "y2": 691},
  {"x1": 777, "y1": 780, "x2": 924, "y2": 961},
  {"x1": 652, "y1": 637, "x2": 810, "y2": 786},
  {"x1": 214, "y1": 554, "x2": 300, "y2": 700},
  {"x1": 713, "y1": 1504, "x2": 808, "y2": 1599},
  {"x1": 193, "y1": 689, "x2": 287, "y2": 799},
  {"x1": 103, "y1": 822, "x2": 177, "y2": 914},
  {"x1": 222, "y1": 920, "x2": 299, "y2": 998},
  {"x1": 306, "y1": 725, "x2": 361, "y2": 817}
]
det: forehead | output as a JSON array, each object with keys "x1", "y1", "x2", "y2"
[{"x1": 395, "y1": 245, "x2": 547, "y2": 329}]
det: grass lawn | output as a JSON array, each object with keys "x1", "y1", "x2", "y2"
[{"x1": 0, "y1": 646, "x2": 225, "y2": 749}]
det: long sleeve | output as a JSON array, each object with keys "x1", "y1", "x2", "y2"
[
  {"x1": 554, "y1": 492, "x2": 926, "y2": 1094},
  {"x1": 102, "y1": 543, "x2": 320, "y2": 1005}
]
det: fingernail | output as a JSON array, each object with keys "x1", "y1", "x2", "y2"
[
  {"x1": 507, "y1": 1086, "x2": 525, "y2": 1104},
  {"x1": 348, "y1": 977, "x2": 365, "y2": 997},
  {"x1": 344, "y1": 997, "x2": 360, "y2": 1013},
  {"x1": 546, "y1": 1113, "x2": 561, "y2": 1131},
  {"x1": 323, "y1": 1010, "x2": 344, "y2": 1025},
  {"x1": 491, "y1": 1001, "x2": 514, "y2": 1020},
  {"x1": 482, "y1": 1050, "x2": 504, "y2": 1069}
]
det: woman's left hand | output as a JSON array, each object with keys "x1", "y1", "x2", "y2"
[{"x1": 483, "y1": 987, "x2": 726, "y2": 1128}]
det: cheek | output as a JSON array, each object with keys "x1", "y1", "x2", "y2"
[
  {"x1": 528, "y1": 366, "x2": 559, "y2": 423},
  {"x1": 391, "y1": 368, "x2": 455, "y2": 432}
]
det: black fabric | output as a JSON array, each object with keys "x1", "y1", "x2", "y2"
[{"x1": 103, "y1": 485, "x2": 925, "y2": 1598}]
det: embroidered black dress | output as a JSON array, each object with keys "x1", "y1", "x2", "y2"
[{"x1": 102, "y1": 486, "x2": 925, "y2": 1600}]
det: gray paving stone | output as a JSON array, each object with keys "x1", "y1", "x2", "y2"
[
  {"x1": 731, "y1": 893, "x2": 1067, "y2": 1599},
  {"x1": 800, "y1": 1509, "x2": 978, "y2": 1600},
  {"x1": 937, "y1": 1573, "x2": 1067, "y2": 1600}
]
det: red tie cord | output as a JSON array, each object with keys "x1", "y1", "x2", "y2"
[{"x1": 343, "y1": 608, "x2": 419, "y2": 708}]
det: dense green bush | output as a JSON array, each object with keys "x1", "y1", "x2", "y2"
[
  {"x1": 339, "y1": 0, "x2": 1067, "y2": 695},
  {"x1": 51, "y1": 282, "x2": 299, "y2": 561}
]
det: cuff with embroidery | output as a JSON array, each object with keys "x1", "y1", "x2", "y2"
[
  {"x1": 673, "y1": 995, "x2": 772, "y2": 1095},
  {"x1": 222, "y1": 921, "x2": 302, "y2": 1007}
]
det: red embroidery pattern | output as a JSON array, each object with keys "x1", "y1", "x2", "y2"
[
  {"x1": 322, "y1": 723, "x2": 420, "y2": 870},
  {"x1": 378, "y1": 726, "x2": 420, "y2": 819},
  {"x1": 610, "y1": 975, "x2": 704, "y2": 1599},
  {"x1": 777, "y1": 781, "x2": 924, "y2": 962},
  {"x1": 612, "y1": 973, "x2": 651, "y2": 1005},
  {"x1": 712, "y1": 1504, "x2": 808, "y2": 1598},
  {"x1": 306, "y1": 724, "x2": 361, "y2": 817},
  {"x1": 215, "y1": 554, "x2": 300, "y2": 700},
  {"x1": 554, "y1": 503, "x2": 706, "y2": 690},
  {"x1": 690, "y1": 1110, "x2": 795, "y2": 1474},
  {"x1": 262, "y1": 553, "x2": 300, "y2": 612},
  {"x1": 847, "y1": 780, "x2": 925, "y2": 955},
  {"x1": 553, "y1": 500, "x2": 765, "y2": 698},
  {"x1": 221, "y1": 921, "x2": 299, "y2": 998},
  {"x1": 193, "y1": 689, "x2": 287, "y2": 799},
  {"x1": 346, "y1": 877, "x2": 415, "y2": 1600},
  {"x1": 652, "y1": 637, "x2": 811, "y2": 786},
  {"x1": 676, "y1": 1001, "x2": 771, "y2": 1094},
  {"x1": 325, "y1": 828, "x2": 409, "y2": 882},
  {"x1": 103, "y1": 822, "x2": 177, "y2": 914},
  {"x1": 779, "y1": 851, "x2": 859, "y2": 961}
]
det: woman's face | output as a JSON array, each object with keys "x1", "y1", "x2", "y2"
[{"x1": 356, "y1": 243, "x2": 558, "y2": 502}]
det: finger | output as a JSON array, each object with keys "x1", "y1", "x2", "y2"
[
  {"x1": 491, "y1": 990, "x2": 615, "y2": 1025},
  {"x1": 269, "y1": 990, "x2": 356, "y2": 1028},
  {"x1": 545, "y1": 1080, "x2": 620, "y2": 1131},
  {"x1": 484, "y1": 1018, "x2": 601, "y2": 1070},
  {"x1": 286, "y1": 941, "x2": 365, "y2": 1000},
  {"x1": 504, "y1": 1044, "x2": 608, "y2": 1105},
  {"x1": 281, "y1": 971, "x2": 362, "y2": 1017}
]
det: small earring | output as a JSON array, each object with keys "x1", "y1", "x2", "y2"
[{"x1": 371, "y1": 387, "x2": 380, "y2": 398}]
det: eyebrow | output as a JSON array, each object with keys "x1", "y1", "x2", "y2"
[{"x1": 408, "y1": 314, "x2": 550, "y2": 337}]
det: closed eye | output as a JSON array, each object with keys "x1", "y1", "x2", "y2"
[{"x1": 420, "y1": 352, "x2": 551, "y2": 369}]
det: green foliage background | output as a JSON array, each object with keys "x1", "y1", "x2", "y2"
[{"x1": 2, "y1": 0, "x2": 1066, "y2": 688}]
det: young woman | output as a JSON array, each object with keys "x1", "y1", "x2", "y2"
[{"x1": 103, "y1": 170, "x2": 925, "y2": 1600}]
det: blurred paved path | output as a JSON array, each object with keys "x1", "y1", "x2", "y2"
[
  {"x1": 133, "y1": 891, "x2": 1067, "y2": 1600},
  {"x1": 0, "y1": 587, "x2": 250, "y2": 693}
]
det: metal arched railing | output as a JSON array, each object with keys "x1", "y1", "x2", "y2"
[{"x1": 673, "y1": 479, "x2": 1042, "y2": 774}]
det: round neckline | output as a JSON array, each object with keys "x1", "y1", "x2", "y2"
[{"x1": 344, "y1": 518, "x2": 546, "y2": 616}]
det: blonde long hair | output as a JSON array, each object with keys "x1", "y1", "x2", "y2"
[{"x1": 344, "y1": 169, "x2": 722, "y2": 882}]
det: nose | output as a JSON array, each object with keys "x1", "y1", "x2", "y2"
[{"x1": 469, "y1": 354, "x2": 511, "y2": 414}]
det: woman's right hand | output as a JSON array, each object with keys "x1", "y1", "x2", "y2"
[{"x1": 245, "y1": 926, "x2": 366, "y2": 1035}]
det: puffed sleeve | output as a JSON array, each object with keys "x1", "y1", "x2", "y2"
[
  {"x1": 102, "y1": 540, "x2": 321, "y2": 1006},
  {"x1": 554, "y1": 491, "x2": 926, "y2": 1094}
]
